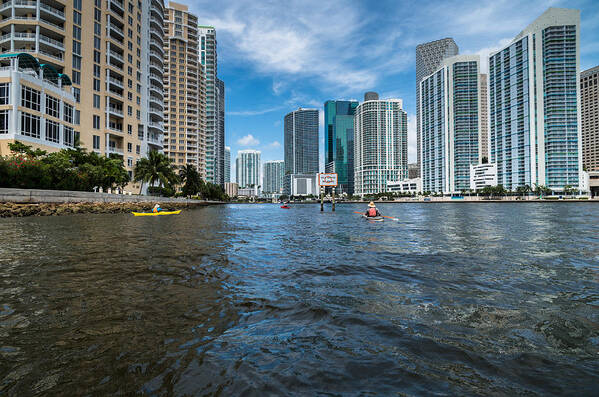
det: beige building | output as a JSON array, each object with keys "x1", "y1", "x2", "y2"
[
  {"x1": 0, "y1": 0, "x2": 166, "y2": 190},
  {"x1": 163, "y1": 2, "x2": 206, "y2": 178},
  {"x1": 224, "y1": 181, "x2": 237, "y2": 198},
  {"x1": 581, "y1": 66, "x2": 598, "y2": 172},
  {"x1": 479, "y1": 73, "x2": 489, "y2": 162}
]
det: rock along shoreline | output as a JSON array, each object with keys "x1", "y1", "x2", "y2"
[{"x1": 0, "y1": 201, "x2": 215, "y2": 218}]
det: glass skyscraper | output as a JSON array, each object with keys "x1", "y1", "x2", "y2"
[
  {"x1": 416, "y1": 38, "x2": 459, "y2": 175},
  {"x1": 324, "y1": 100, "x2": 358, "y2": 195},
  {"x1": 284, "y1": 108, "x2": 319, "y2": 175},
  {"x1": 263, "y1": 160, "x2": 285, "y2": 194},
  {"x1": 420, "y1": 55, "x2": 481, "y2": 194},
  {"x1": 354, "y1": 93, "x2": 408, "y2": 196},
  {"x1": 489, "y1": 8, "x2": 582, "y2": 191},
  {"x1": 236, "y1": 149, "x2": 261, "y2": 188}
]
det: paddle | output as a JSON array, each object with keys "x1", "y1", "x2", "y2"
[{"x1": 353, "y1": 211, "x2": 399, "y2": 221}]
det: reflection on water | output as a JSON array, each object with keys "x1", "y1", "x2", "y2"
[{"x1": 0, "y1": 203, "x2": 598, "y2": 395}]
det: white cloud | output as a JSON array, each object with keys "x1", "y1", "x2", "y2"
[
  {"x1": 267, "y1": 141, "x2": 281, "y2": 149},
  {"x1": 237, "y1": 134, "x2": 260, "y2": 146},
  {"x1": 407, "y1": 114, "x2": 417, "y2": 164},
  {"x1": 228, "y1": 106, "x2": 284, "y2": 116}
]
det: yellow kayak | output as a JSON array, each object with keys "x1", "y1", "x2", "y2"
[{"x1": 132, "y1": 210, "x2": 182, "y2": 216}]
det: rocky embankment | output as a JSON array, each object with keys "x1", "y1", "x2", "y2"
[{"x1": 0, "y1": 202, "x2": 205, "y2": 217}]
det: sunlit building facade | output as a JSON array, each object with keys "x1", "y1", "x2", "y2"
[
  {"x1": 489, "y1": 8, "x2": 582, "y2": 192},
  {"x1": 416, "y1": 38, "x2": 459, "y2": 176},
  {"x1": 163, "y1": 2, "x2": 204, "y2": 174},
  {"x1": 236, "y1": 149, "x2": 260, "y2": 189},
  {"x1": 354, "y1": 93, "x2": 408, "y2": 196},
  {"x1": 420, "y1": 55, "x2": 481, "y2": 194},
  {"x1": 263, "y1": 160, "x2": 284, "y2": 194}
]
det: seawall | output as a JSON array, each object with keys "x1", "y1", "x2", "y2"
[{"x1": 0, "y1": 188, "x2": 221, "y2": 217}]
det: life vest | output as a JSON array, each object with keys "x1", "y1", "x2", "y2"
[
  {"x1": 153, "y1": 207, "x2": 158, "y2": 213},
  {"x1": 367, "y1": 207, "x2": 377, "y2": 217}
]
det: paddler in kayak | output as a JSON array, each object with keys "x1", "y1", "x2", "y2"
[
  {"x1": 152, "y1": 203, "x2": 162, "y2": 213},
  {"x1": 364, "y1": 201, "x2": 381, "y2": 218}
]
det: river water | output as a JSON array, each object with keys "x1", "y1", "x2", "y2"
[{"x1": 0, "y1": 203, "x2": 598, "y2": 395}]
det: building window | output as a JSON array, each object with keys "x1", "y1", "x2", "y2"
[
  {"x1": 93, "y1": 79, "x2": 100, "y2": 91},
  {"x1": 127, "y1": 106, "x2": 132, "y2": 116},
  {"x1": 45, "y1": 119, "x2": 60, "y2": 143},
  {"x1": 73, "y1": 11, "x2": 81, "y2": 25},
  {"x1": 127, "y1": 124, "x2": 132, "y2": 135},
  {"x1": 73, "y1": 87, "x2": 80, "y2": 103},
  {"x1": 127, "y1": 142, "x2": 132, "y2": 153},
  {"x1": 74, "y1": 110, "x2": 80, "y2": 125},
  {"x1": 127, "y1": 157, "x2": 133, "y2": 167},
  {"x1": 72, "y1": 40, "x2": 81, "y2": 55},
  {"x1": 93, "y1": 115, "x2": 101, "y2": 129},
  {"x1": 64, "y1": 126, "x2": 74, "y2": 147},
  {"x1": 94, "y1": 8, "x2": 101, "y2": 22},
  {"x1": 21, "y1": 113, "x2": 40, "y2": 138},
  {"x1": 73, "y1": 26, "x2": 81, "y2": 40},
  {"x1": 72, "y1": 55, "x2": 81, "y2": 70},
  {"x1": 136, "y1": 144, "x2": 140, "y2": 154},
  {"x1": 46, "y1": 95, "x2": 60, "y2": 118},
  {"x1": 93, "y1": 135, "x2": 100, "y2": 150},
  {"x1": 93, "y1": 94, "x2": 100, "y2": 109},
  {"x1": 72, "y1": 71, "x2": 81, "y2": 85},
  {"x1": 0, "y1": 83, "x2": 9, "y2": 105},
  {"x1": 74, "y1": 0, "x2": 82, "y2": 11},
  {"x1": 64, "y1": 104, "x2": 73, "y2": 123},
  {"x1": 0, "y1": 110, "x2": 8, "y2": 134},
  {"x1": 21, "y1": 86, "x2": 40, "y2": 111}
]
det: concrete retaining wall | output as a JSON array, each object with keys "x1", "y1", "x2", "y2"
[{"x1": 0, "y1": 188, "x2": 220, "y2": 205}]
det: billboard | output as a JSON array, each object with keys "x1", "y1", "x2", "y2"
[{"x1": 318, "y1": 173, "x2": 338, "y2": 187}]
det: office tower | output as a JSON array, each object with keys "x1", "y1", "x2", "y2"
[
  {"x1": 215, "y1": 77, "x2": 225, "y2": 185},
  {"x1": 284, "y1": 108, "x2": 319, "y2": 174},
  {"x1": 324, "y1": 100, "x2": 358, "y2": 194},
  {"x1": 0, "y1": 0, "x2": 166, "y2": 187},
  {"x1": 224, "y1": 146, "x2": 231, "y2": 183},
  {"x1": 420, "y1": 55, "x2": 481, "y2": 194},
  {"x1": 416, "y1": 38, "x2": 459, "y2": 176},
  {"x1": 489, "y1": 8, "x2": 582, "y2": 191},
  {"x1": 581, "y1": 66, "x2": 599, "y2": 172},
  {"x1": 263, "y1": 160, "x2": 285, "y2": 194},
  {"x1": 354, "y1": 92, "x2": 408, "y2": 196},
  {"x1": 479, "y1": 73, "x2": 489, "y2": 162},
  {"x1": 235, "y1": 149, "x2": 260, "y2": 188},
  {"x1": 163, "y1": 2, "x2": 203, "y2": 173},
  {"x1": 199, "y1": 26, "x2": 218, "y2": 184}
]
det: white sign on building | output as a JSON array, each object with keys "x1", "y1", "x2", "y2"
[
  {"x1": 470, "y1": 163, "x2": 498, "y2": 191},
  {"x1": 318, "y1": 173, "x2": 338, "y2": 186}
]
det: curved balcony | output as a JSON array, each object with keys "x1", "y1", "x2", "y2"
[{"x1": 149, "y1": 51, "x2": 163, "y2": 64}]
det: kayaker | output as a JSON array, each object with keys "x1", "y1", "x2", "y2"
[
  {"x1": 152, "y1": 203, "x2": 161, "y2": 213},
  {"x1": 364, "y1": 202, "x2": 381, "y2": 218}
]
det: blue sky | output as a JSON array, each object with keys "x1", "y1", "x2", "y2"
[{"x1": 185, "y1": 0, "x2": 599, "y2": 181}]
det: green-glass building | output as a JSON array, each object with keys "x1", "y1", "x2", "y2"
[{"x1": 324, "y1": 100, "x2": 358, "y2": 195}]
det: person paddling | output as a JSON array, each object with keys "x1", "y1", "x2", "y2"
[
  {"x1": 152, "y1": 203, "x2": 162, "y2": 213},
  {"x1": 364, "y1": 201, "x2": 381, "y2": 218}
]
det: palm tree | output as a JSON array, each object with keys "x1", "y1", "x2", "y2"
[
  {"x1": 179, "y1": 164, "x2": 202, "y2": 198},
  {"x1": 134, "y1": 150, "x2": 178, "y2": 195}
]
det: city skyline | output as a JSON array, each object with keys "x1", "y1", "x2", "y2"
[{"x1": 185, "y1": 0, "x2": 599, "y2": 182}]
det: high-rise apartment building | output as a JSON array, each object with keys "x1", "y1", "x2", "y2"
[
  {"x1": 236, "y1": 149, "x2": 260, "y2": 188},
  {"x1": 489, "y1": 8, "x2": 582, "y2": 191},
  {"x1": 420, "y1": 55, "x2": 481, "y2": 194},
  {"x1": 416, "y1": 38, "x2": 459, "y2": 176},
  {"x1": 479, "y1": 73, "x2": 489, "y2": 162},
  {"x1": 324, "y1": 100, "x2": 358, "y2": 195},
  {"x1": 581, "y1": 66, "x2": 599, "y2": 172},
  {"x1": 354, "y1": 92, "x2": 408, "y2": 196},
  {"x1": 224, "y1": 146, "x2": 230, "y2": 183},
  {"x1": 163, "y1": 2, "x2": 204, "y2": 174},
  {"x1": 215, "y1": 77, "x2": 225, "y2": 185},
  {"x1": 199, "y1": 25, "x2": 220, "y2": 184},
  {"x1": 284, "y1": 108, "x2": 319, "y2": 175},
  {"x1": 0, "y1": 0, "x2": 166, "y2": 188},
  {"x1": 263, "y1": 160, "x2": 284, "y2": 194}
]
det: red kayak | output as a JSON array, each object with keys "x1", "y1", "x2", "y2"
[{"x1": 280, "y1": 205, "x2": 290, "y2": 209}]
